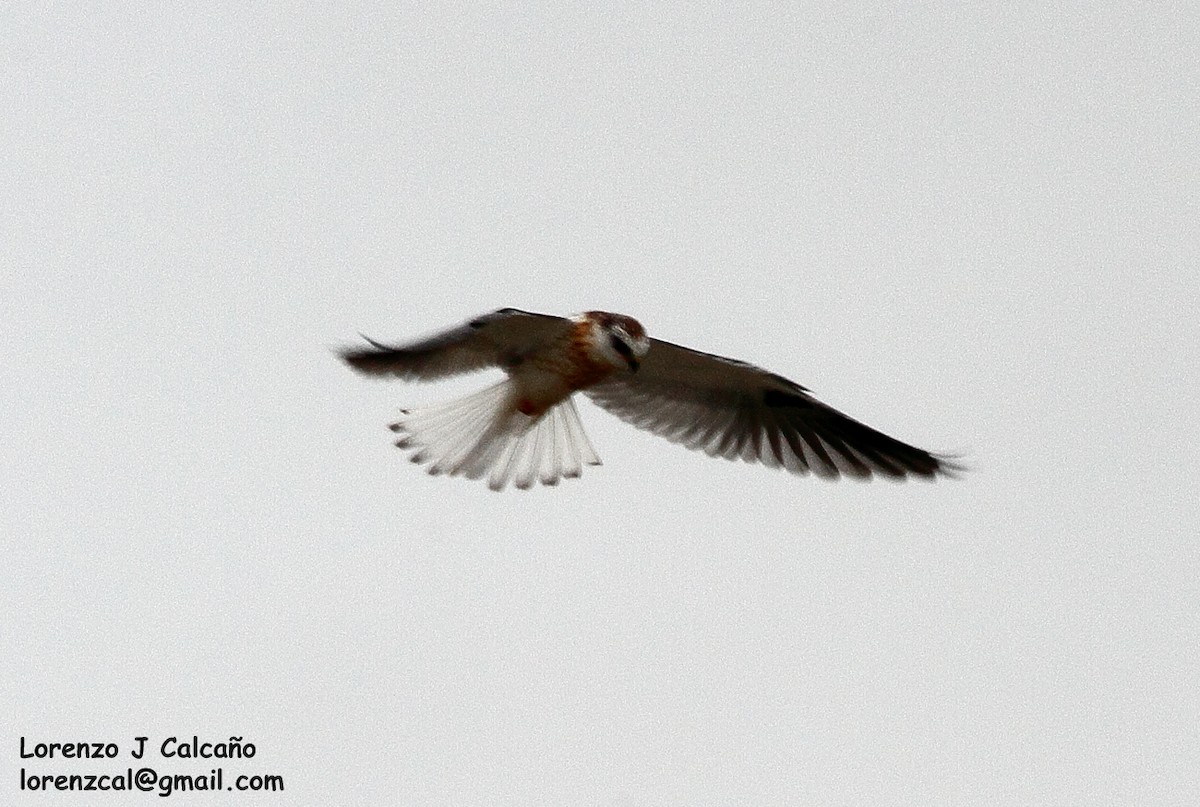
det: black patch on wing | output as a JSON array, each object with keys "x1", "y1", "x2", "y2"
[{"x1": 470, "y1": 307, "x2": 522, "y2": 328}]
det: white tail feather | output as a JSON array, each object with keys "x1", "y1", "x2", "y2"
[{"x1": 389, "y1": 381, "x2": 602, "y2": 490}]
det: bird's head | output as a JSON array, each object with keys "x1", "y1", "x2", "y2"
[{"x1": 576, "y1": 311, "x2": 650, "y2": 373}]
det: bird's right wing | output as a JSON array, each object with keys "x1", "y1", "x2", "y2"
[
  {"x1": 340, "y1": 308, "x2": 570, "y2": 381},
  {"x1": 586, "y1": 337, "x2": 959, "y2": 480}
]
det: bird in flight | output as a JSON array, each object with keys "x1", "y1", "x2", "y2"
[{"x1": 341, "y1": 308, "x2": 959, "y2": 490}]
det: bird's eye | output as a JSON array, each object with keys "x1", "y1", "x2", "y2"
[{"x1": 609, "y1": 333, "x2": 633, "y2": 360}]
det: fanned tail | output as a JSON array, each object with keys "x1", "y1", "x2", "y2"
[{"x1": 388, "y1": 381, "x2": 602, "y2": 491}]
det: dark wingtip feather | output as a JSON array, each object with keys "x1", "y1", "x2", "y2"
[
  {"x1": 339, "y1": 335, "x2": 409, "y2": 376},
  {"x1": 359, "y1": 333, "x2": 391, "y2": 348},
  {"x1": 928, "y1": 453, "x2": 969, "y2": 479},
  {"x1": 763, "y1": 388, "x2": 964, "y2": 481}
]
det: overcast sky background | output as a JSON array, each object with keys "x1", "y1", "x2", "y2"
[{"x1": 3, "y1": 3, "x2": 1197, "y2": 805}]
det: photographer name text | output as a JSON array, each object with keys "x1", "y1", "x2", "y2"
[{"x1": 22, "y1": 735, "x2": 255, "y2": 760}]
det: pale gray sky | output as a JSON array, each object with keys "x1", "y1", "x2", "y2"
[{"x1": 3, "y1": 3, "x2": 1197, "y2": 805}]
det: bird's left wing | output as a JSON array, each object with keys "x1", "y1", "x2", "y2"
[
  {"x1": 584, "y1": 338, "x2": 957, "y2": 480},
  {"x1": 341, "y1": 308, "x2": 570, "y2": 381}
]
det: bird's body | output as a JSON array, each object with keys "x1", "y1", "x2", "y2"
[
  {"x1": 341, "y1": 308, "x2": 958, "y2": 490},
  {"x1": 503, "y1": 313, "x2": 642, "y2": 416}
]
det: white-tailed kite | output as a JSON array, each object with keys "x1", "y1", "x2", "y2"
[{"x1": 341, "y1": 308, "x2": 959, "y2": 490}]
